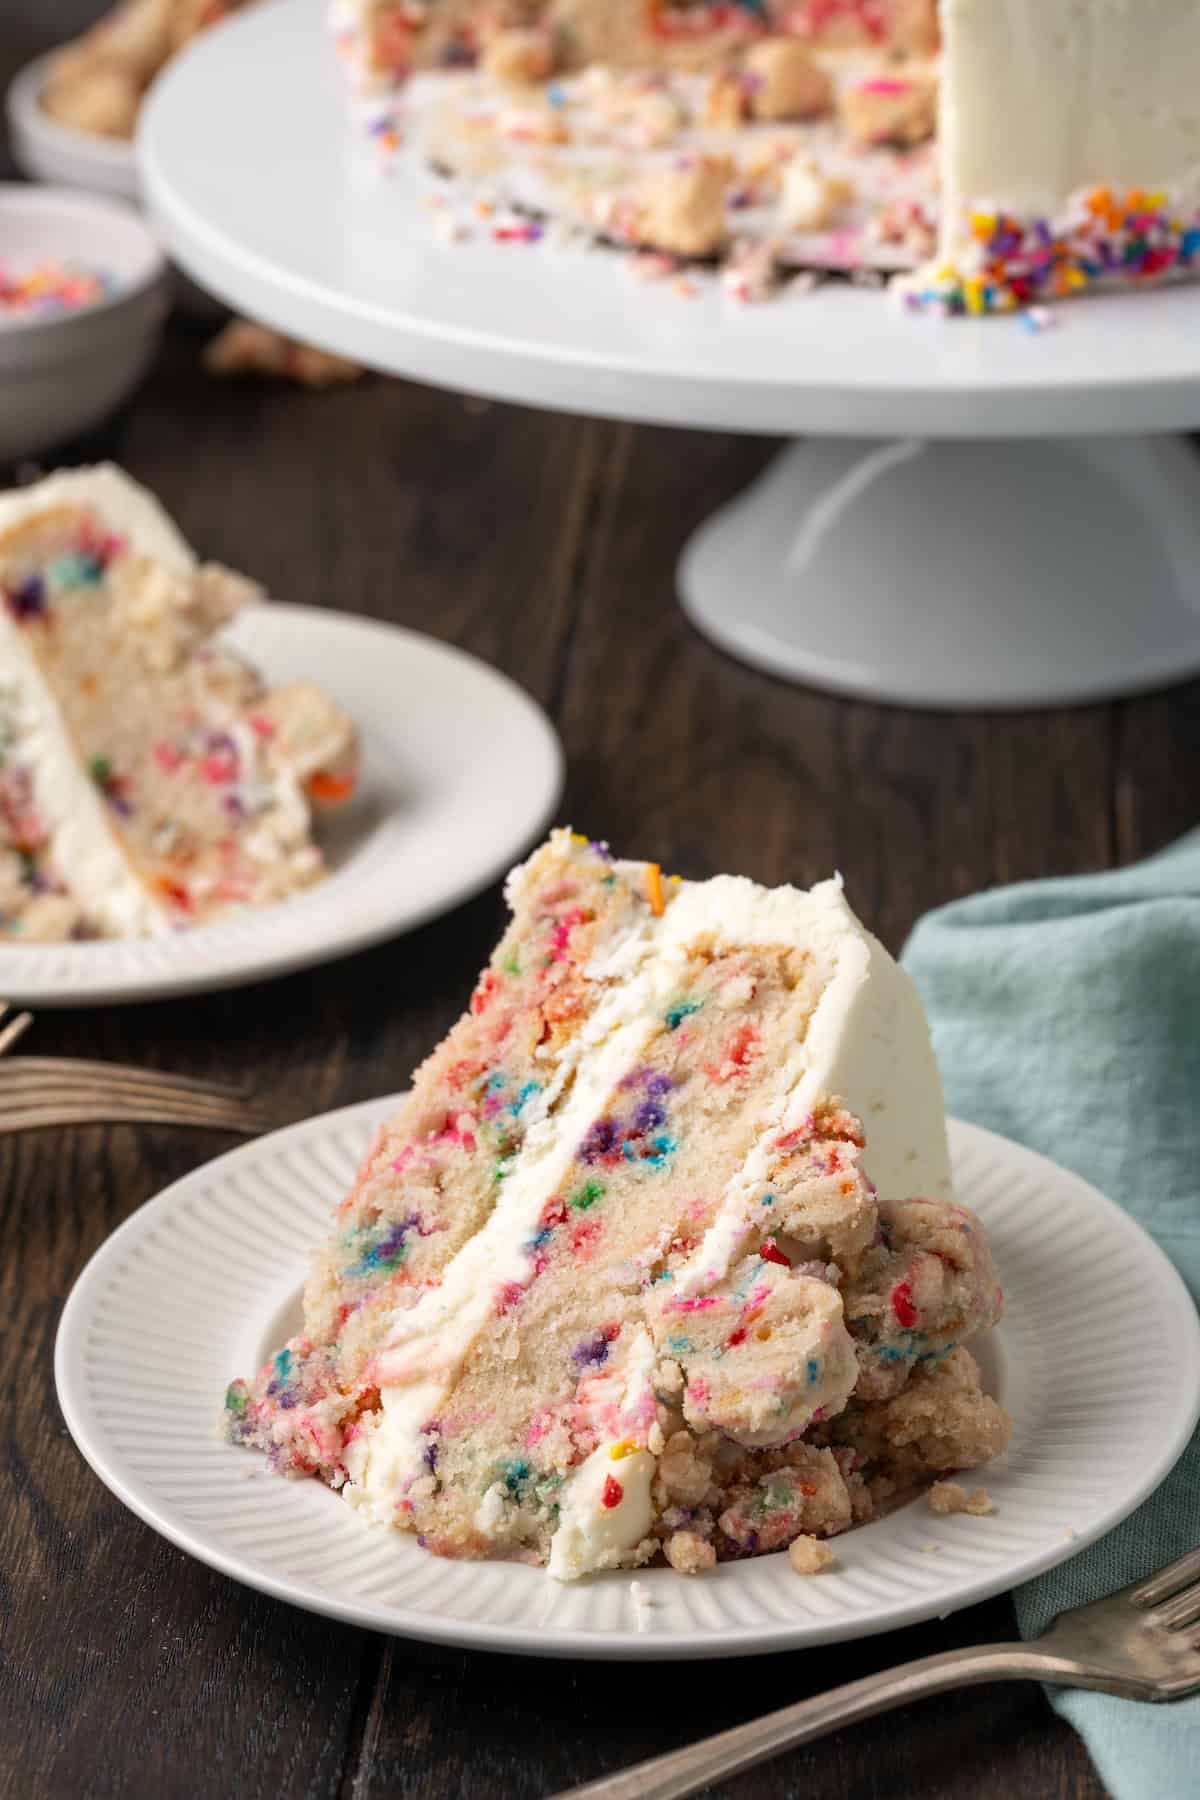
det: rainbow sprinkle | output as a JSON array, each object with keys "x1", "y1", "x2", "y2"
[
  {"x1": 0, "y1": 259, "x2": 115, "y2": 321},
  {"x1": 900, "y1": 187, "x2": 1200, "y2": 317}
]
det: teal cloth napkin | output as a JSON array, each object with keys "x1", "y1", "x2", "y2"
[{"x1": 902, "y1": 831, "x2": 1200, "y2": 1800}]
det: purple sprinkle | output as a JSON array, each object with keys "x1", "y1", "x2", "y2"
[
  {"x1": 423, "y1": 1439, "x2": 440, "y2": 1473},
  {"x1": 571, "y1": 1330, "x2": 610, "y2": 1370},
  {"x1": 632, "y1": 1098, "x2": 666, "y2": 1134},
  {"x1": 579, "y1": 1116, "x2": 620, "y2": 1162},
  {"x1": 4, "y1": 574, "x2": 46, "y2": 621},
  {"x1": 620, "y1": 1066, "x2": 671, "y2": 1094}
]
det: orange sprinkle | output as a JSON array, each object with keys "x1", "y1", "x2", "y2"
[
  {"x1": 306, "y1": 770, "x2": 357, "y2": 804},
  {"x1": 646, "y1": 863, "x2": 665, "y2": 916}
]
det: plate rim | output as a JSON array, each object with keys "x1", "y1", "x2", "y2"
[
  {"x1": 53, "y1": 1105, "x2": 1200, "y2": 1661},
  {"x1": 0, "y1": 603, "x2": 564, "y2": 1007}
]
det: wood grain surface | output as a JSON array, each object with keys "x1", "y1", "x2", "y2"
[{"x1": 4, "y1": 12, "x2": 1197, "y2": 1796}]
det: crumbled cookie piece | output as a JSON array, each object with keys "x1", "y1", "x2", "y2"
[
  {"x1": 42, "y1": 55, "x2": 142, "y2": 137},
  {"x1": 788, "y1": 1534, "x2": 834, "y2": 1575},
  {"x1": 664, "y1": 1530, "x2": 717, "y2": 1574},
  {"x1": 719, "y1": 1446, "x2": 853, "y2": 1553},
  {"x1": 928, "y1": 1481, "x2": 995, "y2": 1517},
  {"x1": 781, "y1": 158, "x2": 853, "y2": 233},
  {"x1": 204, "y1": 321, "x2": 365, "y2": 388},
  {"x1": 888, "y1": 0, "x2": 942, "y2": 58},
  {"x1": 655, "y1": 1428, "x2": 715, "y2": 1509},
  {"x1": 40, "y1": 0, "x2": 254, "y2": 141},
  {"x1": 704, "y1": 68, "x2": 747, "y2": 130},
  {"x1": 623, "y1": 155, "x2": 731, "y2": 259},
  {"x1": 839, "y1": 72, "x2": 938, "y2": 148},
  {"x1": 483, "y1": 27, "x2": 556, "y2": 86},
  {"x1": 743, "y1": 39, "x2": 833, "y2": 124},
  {"x1": 495, "y1": 98, "x2": 572, "y2": 144}
]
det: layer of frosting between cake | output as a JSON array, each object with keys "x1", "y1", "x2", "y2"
[
  {"x1": 342, "y1": 901, "x2": 691, "y2": 1520},
  {"x1": 0, "y1": 617, "x2": 170, "y2": 938},
  {"x1": 545, "y1": 1324, "x2": 659, "y2": 1580}
]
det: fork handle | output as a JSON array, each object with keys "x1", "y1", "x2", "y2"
[{"x1": 553, "y1": 1645, "x2": 1076, "y2": 1800}]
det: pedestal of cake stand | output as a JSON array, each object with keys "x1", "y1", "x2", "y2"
[{"x1": 679, "y1": 435, "x2": 1200, "y2": 710}]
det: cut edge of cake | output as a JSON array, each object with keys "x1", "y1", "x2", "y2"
[
  {"x1": 0, "y1": 468, "x2": 196, "y2": 938},
  {"x1": 0, "y1": 464, "x2": 359, "y2": 942}
]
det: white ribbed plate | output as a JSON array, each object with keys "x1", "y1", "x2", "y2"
[
  {"x1": 56, "y1": 1107, "x2": 1200, "y2": 1660},
  {"x1": 0, "y1": 605, "x2": 562, "y2": 1006}
]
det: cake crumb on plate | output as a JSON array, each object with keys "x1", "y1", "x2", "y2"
[
  {"x1": 665, "y1": 1530, "x2": 717, "y2": 1575},
  {"x1": 928, "y1": 1481, "x2": 995, "y2": 1516},
  {"x1": 788, "y1": 1535, "x2": 834, "y2": 1576}
]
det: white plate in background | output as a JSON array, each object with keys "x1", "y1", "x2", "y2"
[{"x1": 0, "y1": 605, "x2": 563, "y2": 1005}]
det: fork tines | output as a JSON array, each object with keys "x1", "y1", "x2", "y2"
[
  {"x1": 0, "y1": 1007, "x2": 277, "y2": 1136},
  {"x1": 1134, "y1": 1548, "x2": 1200, "y2": 1612}
]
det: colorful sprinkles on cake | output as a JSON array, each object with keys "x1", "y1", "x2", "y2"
[{"x1": 901, "y1": 187, "x2": 1200, "y2": 317}]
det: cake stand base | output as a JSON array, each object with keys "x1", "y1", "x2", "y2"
[{"x1": 678, "y1": 435, "x2": 1200, "y2": 709}]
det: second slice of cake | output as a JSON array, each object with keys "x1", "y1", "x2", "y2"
[{"x1": 0, "y1": 465, "x2": 359, "y2": 941}]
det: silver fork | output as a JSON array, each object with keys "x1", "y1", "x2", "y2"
[
  {"x1": 554, "y1": 1547, "x2": 1200, "y2": 1800},
  {"x1": 0, "y1": 1003, "x2": 279, "y2": 1136}
]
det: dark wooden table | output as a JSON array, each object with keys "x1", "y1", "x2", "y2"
[{"x1": 4, "y1": 20, "x2": 1198, "y2": 1799}]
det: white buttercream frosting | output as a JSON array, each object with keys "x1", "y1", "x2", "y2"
[
  {"x1": 666, "y1": 873, "x2": 951, "y2": 1300},
  {"x1": 0, "y1": 623, "x2": 169, "y2": 938},
  {"x1": 547, "y1": 1327, "x2": 659, "y2": 1581},
  {"x1": 343, "y1": 913, "x2": 688, "y2": 1516},
  {"x1": 0, "y1": 464, "x2": 195, "y2": 573},
  {"x1": 940, "y1": 0, "x2": 1200, "y2": 240}
]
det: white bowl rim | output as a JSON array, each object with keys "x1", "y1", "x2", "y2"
[
  {"x1": 0, "y1": 180, "x2": 167, "y2": 336},
  {"x1": 6, "y1": 49, "x2": 138, "y2": 173}
]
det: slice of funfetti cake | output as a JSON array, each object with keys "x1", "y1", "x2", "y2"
[
  {"x1": 0, "y1": 465, "x2": 358, "y2": 941},
  {"x1": 227, "y1": 832, "x2": 1009, "y2": 1577}
]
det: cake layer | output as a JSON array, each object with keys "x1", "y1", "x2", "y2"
[
  {"x1": 0, "y1": 466, "x2": 358, "y2": 940},
  {"x1": 228, "y1": 834, "x2": 1010, "y2": 1581}
]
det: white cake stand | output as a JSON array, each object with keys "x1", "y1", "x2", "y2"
[{"x1": 139, "y1": 0, "x2": 1200, "y2": 709}]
